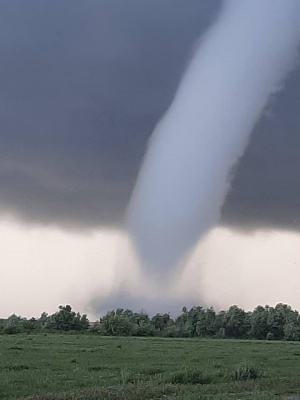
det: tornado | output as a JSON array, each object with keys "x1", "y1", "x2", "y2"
[{"x1": 127, "y1": 0, "x2": 300, "y2": 273}]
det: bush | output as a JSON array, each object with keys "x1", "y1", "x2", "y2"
[
  {"x1": 216, "y1": 327, "x2": 226, "y2": 339},
  {"x1": 266, "y1": 332, "x2": 275, "y2": 341},
  {"x1": 167, "y1": 369, "x2": 212, "y2": 385},
  {"x1": 234, "y1": 363, "x2": 260, "y2": 381}
]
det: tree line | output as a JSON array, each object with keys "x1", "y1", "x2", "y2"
[
  {"x1": 0, "y1": 305, "x2": 89, "y2": 334},
  {"x1": 2, "y1": 303, "x2": 300, "y2": 341}
]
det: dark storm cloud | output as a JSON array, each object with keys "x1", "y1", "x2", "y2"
[
  {"x1": 0, "y1": 0, "x2": 299, "y2": 232},
  {"x1": 0, "y1": 0, "x2": 220, "y2": 227},
  {"x1": 222, "y1": 67, "x2": 300, "y2": 231}
]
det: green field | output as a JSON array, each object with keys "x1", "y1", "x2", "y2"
[{"x1": 0, "y1": 334, "x2": 300, "y2": 399}]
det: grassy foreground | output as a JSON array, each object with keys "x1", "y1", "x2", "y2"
[{"x1": 0, "y1": 334, "x2": 299, "y2": 399}]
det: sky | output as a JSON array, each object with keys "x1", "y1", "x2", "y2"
[{"x1": 1, "y1": 0, "x2": 300, "y2": 319}]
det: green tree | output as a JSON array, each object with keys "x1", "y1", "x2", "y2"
[
  {"x1": 151, "y1": 313, "x2": 172, "y2": 335},
  {"x1": 3, "y1": 314, "x2": 24, "y2": 334},
  {"x1": 99, "y1": 310, "x2": 132, "y2": 336},
  {"x1": 223, "y1": 305, "x2": 249, "y2": 338},
  {"x1": 49, "y1": 305, "x2": 89, "y2": 331},
  {"x1": 23, "y1": 317, "x2": 39, "y2": 333},
  {"x1": 250, "y1": 306, "x2": 269, "y2": 340},
  {"x1": 284, "y1": 322, "x2": 300, "y2": 341}
]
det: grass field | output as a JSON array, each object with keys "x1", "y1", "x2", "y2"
[{"x1": 0, "y1": 334, "x2": 300, "y2": 399}]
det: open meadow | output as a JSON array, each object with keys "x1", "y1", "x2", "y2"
[{"x1": 0, "y1": 334, "x2": 299, "y2": 399}]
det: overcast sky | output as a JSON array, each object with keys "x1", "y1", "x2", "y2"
[{"x1": 1, "y1": 1, "x2": 300, "y2": 318}]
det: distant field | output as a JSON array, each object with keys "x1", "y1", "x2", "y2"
[{"x1": 0, "y1": 334, "x2": 300, "y2": 399}]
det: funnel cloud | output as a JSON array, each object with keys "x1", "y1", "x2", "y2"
[{"x1": 128, "y1": 0, "x2": 300, "y2": 272}]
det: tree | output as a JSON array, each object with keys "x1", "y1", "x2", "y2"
[
  {"x1": 151, "y1": 313, "x2": 172, "y2": 335},
  {"x1": 48, "y1": 305, "x2": 89, "y2": 331},
  {"x1": 223, "y1": 305, "x2": 249, "y2": 338},
  {"x1": 23, "y1": 317, "x2": 39, "y2": 333},
  {"x1": 284, "y1": 322, "x2": 300, "y2": 341},
  {"x1": 250, "y1": 306, "x2": 269, "y2": 340},
  {"x1": 99, "y1": 310, "x2": 132, "y2": 336},
  {"x1": 3, "y1": 314, "x2": 24, "y2": 334}
]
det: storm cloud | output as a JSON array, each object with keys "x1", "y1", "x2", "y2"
[{"x1": 0, "y1": 0, "x2": 300, "y2": 233}]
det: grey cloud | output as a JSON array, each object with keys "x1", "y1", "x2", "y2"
[
  {"x1": 0, "y1": 0, "x2": 299, "y2": 233},
  {"x1": 0, "y1": 0, "x2": 220, "y2": 228},
  {"x1": 222, "y1": 68, "x2": 300, "y2": 231}
]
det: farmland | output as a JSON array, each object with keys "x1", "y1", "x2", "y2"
[{"x1": 0, "y1": 334, "x2": 300, "y2": 399}]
